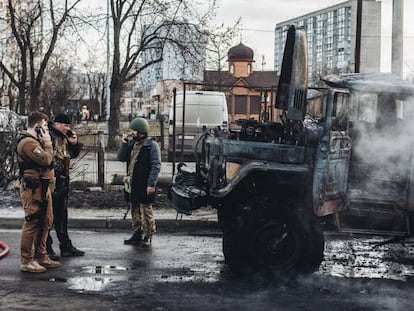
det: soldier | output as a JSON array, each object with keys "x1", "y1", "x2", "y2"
[
  {"x1": 118, "y1": 117, "x2": 161, "y2": 247},
  {"x1": 45, "y1": 113, "x2": 84, "y2": 259},
  {"x1": 17, "y1": 112, "x2": 61, "y2": 272}
]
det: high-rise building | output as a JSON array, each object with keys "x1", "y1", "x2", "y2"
[{"x1": 274, "y1": 0, "x2": 381, "y2": 84}]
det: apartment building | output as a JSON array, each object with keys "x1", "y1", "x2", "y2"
[{"x1": 274, "y1": 0, "x2": 381, "y2": 84}]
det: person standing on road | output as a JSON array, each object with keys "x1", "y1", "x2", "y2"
[
  {"x1": 118, "y1": 117, "x2": 161, "y2": 247},
  {"x1": 45, "y1": 113, "x2": 84, "y2": 259},
  {"x1": 17, "y1": 112, "x2": 61, "y2": 272}
]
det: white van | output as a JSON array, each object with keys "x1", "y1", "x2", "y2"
[{"x1": 168, "y1": 90, "x2": 228, "y2": 161}]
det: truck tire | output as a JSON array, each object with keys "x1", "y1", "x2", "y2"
[
  {"x1": 219, "y1": 210, "x2": 246, "y2": 270},
  {"x1": 219, "y1": 204, "x2": 253, "y2": 274},
  {"x1": 296, "y1": 217, "x2": 324, "y2": 273},
  {"x1": 222, "y1": 227, "x2": 249, "y2": 272},
  {"x1": 247, "y1": 220, "x2": 304, "y2": 273}
]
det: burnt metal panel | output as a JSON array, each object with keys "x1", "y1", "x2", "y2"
[
  {"x1": 276, "y1": 25, "x2": 308, "y2": 121},
  {"x1": 210, "y1": 139, "x2": 306, "y2": 164},
  {"x1": 313, "y1": 130, "x2": 351, "y2": 217},
  {"x1": 323, "y1": 73, "x2": 414, "y2": 96},
  {"x1": 337, "y1": 199, "x2": 410, "y2": 236}
]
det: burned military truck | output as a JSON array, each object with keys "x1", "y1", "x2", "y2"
[{"x1": 170, "y1": 25, "x2": 414, "y2": 274}]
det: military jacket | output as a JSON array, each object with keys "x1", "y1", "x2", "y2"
[
  {"x1": 117, "y1": 137, "x2": 161, "y2": 204},
  {"x1": 16, "y1": 131, "x2": 54, "y2": 180},
  {"x1": 48, "y1": 122, "x2": 82, "y2": 176}
]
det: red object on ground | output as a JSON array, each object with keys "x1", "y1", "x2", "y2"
[{"x1": 0, "y1": 241, "x2": 10, "y2": 259}]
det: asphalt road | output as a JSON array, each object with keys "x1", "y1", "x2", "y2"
[{"x1": 1, "y1": 229, "x2": 414, "y2": 311}]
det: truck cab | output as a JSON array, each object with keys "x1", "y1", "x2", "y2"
[{"x1": 314, "y1": 73, "x2": 414, "y2": 236}]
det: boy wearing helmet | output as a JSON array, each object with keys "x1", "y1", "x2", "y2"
[{"x1": 118, "y1": 118, "x2": 161, "y2": 246}]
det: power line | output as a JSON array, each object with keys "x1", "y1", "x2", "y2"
[
  {"x1": 242, "y1": 27, "x2": 414, "y2": 40},
  {"x1": 242, "y1": 28, "x2": 273, "y2": 33}
]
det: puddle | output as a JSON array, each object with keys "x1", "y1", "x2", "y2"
[
  {"x1": 64, "y1": 265, "x2": 130, "y2": 292},
  {"x1": 67, "y1": 276, "x2": 115, "y2": 292},
  {"x1": 48, "y1": 277, "x2": 67, "y2": 283},
  {"x1": 81, "y1": 265, "x2": 130, "y2": 274},
  {"x1": 157, "y1": 263, "x2": 222, "y2": 284}
]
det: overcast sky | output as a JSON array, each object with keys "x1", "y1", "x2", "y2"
[{"x1": 213, "y1": 0, "x2": 414, "y2": 77}]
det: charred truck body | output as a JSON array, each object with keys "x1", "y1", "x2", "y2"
[{"x1": 170, "y1": 25, "x2": 414, "y2": 274}]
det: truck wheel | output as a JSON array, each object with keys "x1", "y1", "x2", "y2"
[
  {"x1": 248, "y1": 220, "x2": 304, "y2": 273},
  {"x1": 222, "y1": 228, "x2": 244, "y2": 267},
  {"x1": 219, "y1": 208, "x2": 252, "y2": 273},
  {"x1": 296, "y1": 219, "x2": 324, "y2": 273}
]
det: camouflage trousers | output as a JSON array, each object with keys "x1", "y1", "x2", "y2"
[{"x1": 131, "y1": 203, "x2": 156, "y2": 237}]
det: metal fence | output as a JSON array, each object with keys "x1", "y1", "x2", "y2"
[{"x1": 0, "y1": 109, "x2": 27, "y2": 188}]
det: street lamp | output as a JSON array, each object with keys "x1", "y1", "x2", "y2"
[{"x1": 260, "y1": 90, "x2": 269, "y2": 122}]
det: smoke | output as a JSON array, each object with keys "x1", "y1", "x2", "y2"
[{"x1": 349, "y1": 92, "x2": 414, "y2": 195}]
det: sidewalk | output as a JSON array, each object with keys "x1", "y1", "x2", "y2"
[
  {"x1": 0, "y1": 206, "x2": 219, "y2": 233},
  {"x1": 0, "y1": 155, "x2": 218, "y2": 233}
]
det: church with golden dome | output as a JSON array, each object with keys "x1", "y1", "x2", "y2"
[{"x1": 203, "y1": 42, "x2": 279, "y2": 124}]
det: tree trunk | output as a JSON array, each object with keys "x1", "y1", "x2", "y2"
[
  {"x1": 29, "y1": 88, "x2": 40, "y2": 112},
  {"x1": 18, "y1": 84, "x2": 26, "y2": 115},
  {"x1": 107, "y1": 79, "x2": 121, "y2": 149}
]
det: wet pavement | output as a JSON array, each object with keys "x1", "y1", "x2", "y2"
[
  {"x1": 2, "y1": 152, "x2": 414, "y2": 310},
  {"x1": 1, "y1": 229, "x2": 414, "y2": 310}
]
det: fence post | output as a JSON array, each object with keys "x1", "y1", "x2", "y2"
[{"x1": 97, "y1": 131, "x2": 105, "y2": 187}]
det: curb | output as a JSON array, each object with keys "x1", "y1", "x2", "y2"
[{"x1": 0, "y1": 217, "x2": 221, "y2": 234}]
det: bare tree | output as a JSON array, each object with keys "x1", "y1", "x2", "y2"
[
  {"x1": 205, "y1": 20, "x2": 241, "y2": 72},
  {"x1": 39, "y1": 55, "x2": 74, "y2": 115},
  {"x1": 106, "y1": 0, "x2": 216, "y2": 148},
  {"x1": 85, "y1": 68, "x2": 105, "y2": 120},
  {"x1": 0, "y1": 0, "x2": 82, "y2": 115},
  {"x1": 202, "y1": 20, "x2": 241, "y2": 91}
]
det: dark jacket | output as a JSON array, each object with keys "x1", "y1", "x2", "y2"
[
  {"x1": 48, "y1": 122, "x2": 83, "y2": 195},
  {"x1": 118, "y1": 137, "x2": 161, "y2": 204},
  {"x1": 48, "y1": 122, "x2": 82, "y2": 162}
]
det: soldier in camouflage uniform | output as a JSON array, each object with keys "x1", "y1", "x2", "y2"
[
  {"x1": 17, "y1": 112, "x2": 61, "y2": 272},
  {"x1": 118, "y1": 117, "x2": 161, "y2": 247}
]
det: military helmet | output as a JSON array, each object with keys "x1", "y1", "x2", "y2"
[{"x1": 129, "y1": 117, "x2": 149, "y2": 133}]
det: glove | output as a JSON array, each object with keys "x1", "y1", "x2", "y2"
[{"x1": 123, "y1": 176, "x2": 131, "y2": 194}]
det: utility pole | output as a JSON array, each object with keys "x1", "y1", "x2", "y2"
[
  {"x1": 105, "y1": 0, "x2": 111, "y2": 135},
  {"x1": 354, "y1": 0, "x2": 362, "y2": 73},
  {"x1": 392, "y1": 0, "x2": 404, "y2": 77}
]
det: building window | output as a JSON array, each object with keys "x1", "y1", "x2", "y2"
[
  {"x1": 229, "y1": 64, "x2": 234, "y2": 74},
  {"x1": 235, "y1": 95, "x2": 247, "y2": 114},
  {"x1": 247, "y1": 64, "x2": 251, "y2": 75},
  {"x1": 226, "y1": 95, "x2": 232, "y2": 114},
  {"x1": 250, "y1": 96, "x2": 261, "y2": 114}
]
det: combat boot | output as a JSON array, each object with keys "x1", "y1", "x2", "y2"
[
  {"x1": 124, "y1": 230, "x2": 143, "y2": 245},
  {"x1": 141, "y1": 235, "x2": 152, "y2": 247},
  {"x1": 47, "y1": 245, "x2": 60, "y2": 261},
  {"x1": 20, "y1": 261, "x2": 46, "y2": 273},
  {"x1": 60, "y1": 240, "x2": 85, "y2": 257},
  {"x1": 37, "y1": 257, "x2": 62, "y2": 268}
]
